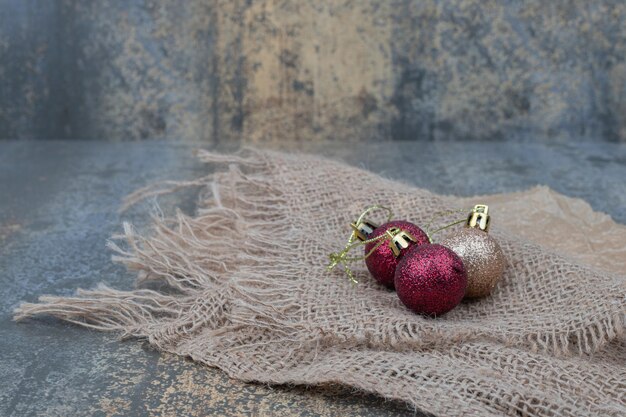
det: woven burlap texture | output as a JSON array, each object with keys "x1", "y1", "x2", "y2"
[{"x1": 15, "y1": 148, "x2": 626, "y2": 417}]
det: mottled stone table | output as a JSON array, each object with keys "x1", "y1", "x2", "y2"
[{"x1": 1, "y1": 140, "x2": 625, "y2": 416}]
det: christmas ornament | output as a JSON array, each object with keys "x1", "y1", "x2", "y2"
[
  {"x1": 394, "y1": 244, "x2": 467, "y2": 316},
  {"x1": 327, "y1": 206, "x2": 429, "y2": 286},
  {"x1": 440, "y1": 205, "x2": 505, "y2": 298},
  {"x1": 364, "y1": 220, "x2": 429, "y2": 288},
  {"x1": 328, "y1": 203, "x2": 505, "y2": 318}
]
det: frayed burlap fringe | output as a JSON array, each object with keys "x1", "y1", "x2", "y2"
[{"x1": 15, "y1": 148, "x2": 626, "y2": 416}]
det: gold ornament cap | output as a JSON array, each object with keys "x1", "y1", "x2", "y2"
[
  {"x1": 388, "y1": 227, "x2": 417, "y2": 257},
  {"x1": 350, "y1": 219, "x2": 378, "y2": 241},
  {"x1": 466, "y1": 204, "x2": 490, "y2": 232}
]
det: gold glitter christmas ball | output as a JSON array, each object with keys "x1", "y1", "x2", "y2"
[{"x1": 441, "y1": 228, "x2": 505, "y2": 298}]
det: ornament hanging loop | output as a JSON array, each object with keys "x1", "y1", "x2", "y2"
[
  {"x1": 425, "y1": 204, "x2": 491, "y2": 242},
  {"x1": 424, "y1": 208, "x2": 469, "y2": 242}
]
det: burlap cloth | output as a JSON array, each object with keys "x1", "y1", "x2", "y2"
[{"x1": 15, "y1": 149, "x2": 626, "y2": 416}]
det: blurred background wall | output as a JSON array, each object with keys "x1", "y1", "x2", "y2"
[{"x1": 1, "y1": 0, "x2": 625, "y2": 143}]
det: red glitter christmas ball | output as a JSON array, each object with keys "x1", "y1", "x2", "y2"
[
  {"x1": 364, "y1": 220, "x2": 429, "y2": 288},
  {"x1": 394, "y1": 244, "x2": 467, "y2": 316}
]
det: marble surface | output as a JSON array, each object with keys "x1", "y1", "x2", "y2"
[
  {"x1": 1, "y1": 140, "x2": 625, "y2": 416},
  {"x1": 2, "y1": 1, "x2": 626, "y2": 142}
]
